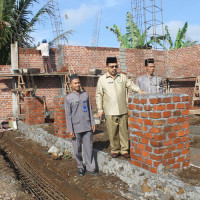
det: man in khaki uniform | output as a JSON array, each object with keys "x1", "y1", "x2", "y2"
[{"x1": 96, "y1": 57, "x2": 146, "y2": 158}]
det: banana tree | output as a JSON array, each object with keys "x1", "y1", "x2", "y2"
[
  {"x1": 106, "y1": 24, "x2": 131, "y2": 48},
  {"x1": 106, "y1": 12, "x2": 152, "y2": 49},
  {"x1": 157, "y1": 22, "x2": 198, "y2": 50}
]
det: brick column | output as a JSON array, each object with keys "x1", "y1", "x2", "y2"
[
  {"x1": 128, "y1": 94, "x2": 190, "y2": 174},
  {"x1": 54, "y1": 96, "x2": 69, "y2": 138},
  {"x1": 24, "y1": 96, "x2": 45, "y2": 125}
]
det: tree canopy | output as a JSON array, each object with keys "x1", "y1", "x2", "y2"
[{"x1": 0, "y1": 0, "x2": 53, "y2": 65}]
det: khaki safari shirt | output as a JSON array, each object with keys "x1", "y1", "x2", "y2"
[{"x1": 96, "y1": 72, "x2": 141, "y2": 116}]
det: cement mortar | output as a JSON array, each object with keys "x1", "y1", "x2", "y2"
[{"x1": 18, "y1": 121, "x2": 200, "y2": 200}]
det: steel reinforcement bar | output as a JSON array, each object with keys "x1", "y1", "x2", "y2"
[{"x1": 7, "y1": 153, "x2": 70, "y2": 200}]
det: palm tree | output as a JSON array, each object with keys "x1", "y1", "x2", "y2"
[
  {"x1": 0, "y1": 0, "x2": 53, "y2": 64},
  {"x1": 106, "y1": 12, "x2": 152, "y2": 49},
  {"x1": 159, "y1": 22, "x2": 198, "y2": 50}
]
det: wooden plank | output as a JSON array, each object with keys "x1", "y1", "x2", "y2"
[
  {"x1": 193, "y1": 97, "x2": 200, "y2": 100},
  {"x1": 11, "y1": 88, "x2": 34, "y2": 92},
  {"x1": 190, "y1": 109, "x2": 200, "y2": 115}
]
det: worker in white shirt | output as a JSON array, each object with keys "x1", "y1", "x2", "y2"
[{"x1": 36, "y1": 39, "x2": 52, "y2": 73}]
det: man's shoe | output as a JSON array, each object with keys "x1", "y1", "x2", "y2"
[
  {"x1": 78, "y1": 168, "x2": 85, "y2": 176},
  {"x1": 86, "y1": 170, "x2": 98, "y2": 175},
  {"x1": 111, "y1": 153, "x2": 120, "y2": 158},
  {"x1": 122, "y1": 153, "x2": 130, "y2": 158}
]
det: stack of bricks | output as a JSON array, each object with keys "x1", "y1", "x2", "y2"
[
  {"x1": 128, "y1": 94, "x2": 190, "y2": 174},
  {"x1": 24, "y1": 96, "x2": 45, "y2": 125},
  {"x1": 54, "y1": 96, "x2": 69, "y2": 138}
]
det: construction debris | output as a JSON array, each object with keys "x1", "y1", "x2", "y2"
[{"x1": 0, "y1": 118, "x2": 17, "y2": 132}]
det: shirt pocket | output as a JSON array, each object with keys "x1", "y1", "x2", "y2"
[{"x1": 72, "y1": 117, "x2": 80, "y2": 124}]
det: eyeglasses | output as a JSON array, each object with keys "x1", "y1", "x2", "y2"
[{"x1": 109, "y1": 65, "x2": 118, "y2": 69}]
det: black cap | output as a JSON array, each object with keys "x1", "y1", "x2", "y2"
[
  {"x1": 106, "y1": 57, "x2": 117, "y2": 65},
  {"x1": 145, "y1": 58, "x2": 154, "y2": 66},
  {"x1": 69, "y1": 74, "x2": 79, "y2": 82}
]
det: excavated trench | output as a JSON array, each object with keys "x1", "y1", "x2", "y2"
[
  {"x1": 0, "y1": 132, "x2": 85, "y2": 200},
  {"x1": 0, "y1": 148, "x2": 69, "y2": 200},
  {"x1": 0, "y1": 131, "x2": 132, "y2": 200}
]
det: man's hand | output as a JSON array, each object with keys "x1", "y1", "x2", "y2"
[
  {"x1": 139, "y1": 90, "x2": 148, "y2": 95},
  {"x1": 97, "y1": 111, "x2": 104, "y2": 120},
  {"x1": 69, "y1": 132, "x2": 75, "y2": 139},
  {"x1": 92, "y1": 125, "x2": 95, "y2": 133}
]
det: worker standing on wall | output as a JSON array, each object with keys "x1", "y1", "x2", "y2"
[
  {"x1": 136, "y1": 58, "x2": 164, "y2": 93},
  {"x1": 65, "y1": 74, "x2": 97, "y2": 176},
  {"x1": 96, "y1": 57, "x2": 146, "y2": 159},
  {"x1": 36, "y1": 39, "x2": 52, "y2": 73}
]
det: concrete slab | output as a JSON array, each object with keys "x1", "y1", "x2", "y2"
[
  {"x1": 190, "y1": 125, "x2": 200, "y2": 135},
  {"x1": 190, "y1": 147, "x2": 200, "y2": 167}
]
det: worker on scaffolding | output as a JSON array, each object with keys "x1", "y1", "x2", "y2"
[
  {"x1": 136, "y1": 58, "x2": 164, "y2": 94},
  {"x1": 36, "y1": 39, "x2": 52, "y2": 73},
  {"x1": 65, "y1": 74, "x2": 97, "y2": 176}
]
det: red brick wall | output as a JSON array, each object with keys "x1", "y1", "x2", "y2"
[
  {"x1": 54, "y1": 96, "x2": 68, "y2": 138},
  {"x1": 0, "y1": 65, "x2": 13, "y2": 118},
  {"x1": 128, "y1": 94, "x2": 190, "y2": 173},
  {"x1": 18, "y1": 44, "x2": 200, "y2": 78},
  {"x1": 167, "y1": 45, "x2": 200, "y2": 102},
  {"x1": 18, "y1": 45, "x2": 200, "y2": 107},
  {"x1": 33, "y1": 76, "x2": 61, "y2": 112},
  {"x1": 168, "y1": 45, "x2": 200, "y2": 78},
  {"x1": 63, "y1": 46, "x2": 119, "y2": 74},
  {"x1": 18, "y1": 48, "x2": 57, "y2": 73},
  {"x1": 80, "y1": 76, "x2": 98, "y2": 109},
  {"x1": 126, "y1": 49, "x2": 166, "y2": 78},
  {"x1": 1, "y1": 45, "x2": 200, "y2": 119},
  {"x1": 24, "y1": 96, "x2": 45, "y2": 125}
]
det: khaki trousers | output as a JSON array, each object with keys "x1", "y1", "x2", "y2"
[{"x1": 105, "y1": 114, "x2": 129, "y2": 154}]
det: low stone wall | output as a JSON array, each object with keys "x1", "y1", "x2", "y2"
[{"x1": 18, "y1": 121, "x2": 200, "y2": 199}]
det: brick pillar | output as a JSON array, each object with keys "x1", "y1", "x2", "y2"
[
  {"x1": 54, "y1": 96, "x2": 69, "y2": 138},
  {"x1": 128, "y1": 94, "x2": 190, "y2": 174},
  {"x1": 24, "y1": 96, "x2": 45, "y2": 125}
]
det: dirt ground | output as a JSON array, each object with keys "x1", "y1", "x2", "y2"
[
  {"x1": 0, "y1": 150, "x2": 34, "y2": 200},
  {"x1": 0, "y1": 130, "x2": 132, "y2": 200},
  {"x1": 0, "y1": 114, "x2": 200, "y2": 199},
  {"x1": 42, "y1": 114, "x2": 200, "y2": 189}
]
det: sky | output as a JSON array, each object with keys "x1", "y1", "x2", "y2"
[{"x1": 32, "y1": 0, "x2": 200, "y2": 48}]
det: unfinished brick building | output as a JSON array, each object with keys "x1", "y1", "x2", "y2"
[
  {"x1": 0, "y1": 44, "x2": 200, "y2": 120},
  {"x1": 0, "y1": 44, "x2": 199, "y2": 174}
]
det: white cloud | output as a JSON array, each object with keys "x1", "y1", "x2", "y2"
[
  {"x1": 105, "y1": 0, "x2": 120, "y2": 7},
  {"x1": 165, "y1": 21, "x2": 184, "y2": 40},
  {"x1": 147, "y1": 20, "x2": 200, "y2": 45},
  {"x1": 185, "y1": 24, "x2": 200, "y2": 42},
  {"x1": 63, "y1": 4, "x2": 100, "y2": 28},
  {"x1": 90, "y1": 0, "x2": 120, "y2": 8},
  {"x1": 165, "y1": 21, "x2": 200, "y2": 43}
]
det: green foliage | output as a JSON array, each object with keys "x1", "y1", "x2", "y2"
[
  {"x1": 0, "y1": 0, "x2": 53, "y2": 64},
  {"x1": 106, "y1": 12, "x2": 152, "y2": 49},
  {"x1": 158, "y1": 22, "x2": 198, "y2": 50}
]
